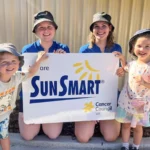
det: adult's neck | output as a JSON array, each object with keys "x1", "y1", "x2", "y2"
[
  {"x1": 40, "y1": 40, "x2": 53, "y2": 52},
  {"x1": 95, "y1": 39, "x2": 107, "y2": 52}
]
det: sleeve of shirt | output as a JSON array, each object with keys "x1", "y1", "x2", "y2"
[
  {"x1": 21, "y1": 45, "x2": 28, "y2": 54},
  {"x1": 79, "y1": 44, "x2": 89, "y2": 53},
  {"x1": 116, "y1": 44, "x2": 122, "y2": 53},
  {"x1": 79, "y1": 47, "x2": 83, "y2": 53},
  {"x1": 64, "y1": 45, "x2": 70, "y2": 53},
  {"x1": 58, "y1": 43, "x2": 70, "y2": 53}
]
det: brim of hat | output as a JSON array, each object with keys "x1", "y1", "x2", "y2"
[
  {"x1": 129, "y1": 30, "x2": 150, "y2": 53},
  {"x1": 89, "y1": 20, "x2": 115, "y2": 32},
  {"x1": 32, "y1": 18, "x2": 58, "y2": 33},
  {"x1": 0, "y1": 49, "x2": 21, "y2": 57}
]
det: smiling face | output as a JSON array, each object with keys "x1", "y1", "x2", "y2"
[
  {"x1": 92, "y1": 21, "x2": 112, "y2": 41},
  {"x1": 35, "y1": 21, "x2": 56, "y2": 43},
  {"x1": 0, "y1": 52, "x2": 20, "y2": 81},
  {"x1": 133, "y1": 37, "x2": 150, "y2": 63}
]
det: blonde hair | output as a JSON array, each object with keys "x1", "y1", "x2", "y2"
[{"x1": 88, "y1": 27, "x2": 114, "y2": 49}]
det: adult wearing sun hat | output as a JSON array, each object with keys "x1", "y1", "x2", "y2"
[
  {"x1": 18, "y1": 10, "x2": 70, "y2": 141},
  {"x1": 75, "y1": 12, "x2": 122, "y2": 143},
  {"x1": 32, "y1": 10, "x2": 58, "y2": 33},
  {"x1": 89, "y1": 12, "x2": 115, "y2": 32}
]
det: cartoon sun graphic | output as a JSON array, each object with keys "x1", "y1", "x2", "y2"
[
  {"x1": 73, "y1": 60, "x2": 100, "y2": 80},
  {"x1": 83, "y1": 101, "x2": 94, "y2": 112}
]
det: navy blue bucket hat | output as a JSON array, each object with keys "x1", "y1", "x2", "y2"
[
  {"x1": 129, "y1": 29, "x2": 150, "y2": 54},
  {"x1": 90, "y1": 12, "x2": 114, "y2": 32},
  {"x1": 32, "y1": 10, "x2": 58, "y2": 33},
  {"x1": 0, "y1": 43, "x2": 24, "y2": 68}
]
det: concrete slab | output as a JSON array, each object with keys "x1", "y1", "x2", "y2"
[{"x1": 1, "y1": 133, "x2": 150, "y2": 150}]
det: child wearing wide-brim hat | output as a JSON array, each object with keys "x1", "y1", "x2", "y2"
[
  {"x1": 0, "y1": 43, "x2": 48, "y2": 150},
  {"x1": 115, "y1": 29, "x2": 150, "y2": 150}
]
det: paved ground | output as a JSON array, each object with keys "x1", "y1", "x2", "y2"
[
  {"x1": 10, "y1": 145, "x2": 77, "y2": 150},
  {"x1": 9, "y1": 145, "x2": 69, "y2": 150},
  {"x1": 1, "y1": 133, "x2": 150, "y2": 150}
]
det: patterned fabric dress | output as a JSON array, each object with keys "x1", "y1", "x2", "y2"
[{"x1": 116, "y1": 61, "x2": 150, "y2": 128}]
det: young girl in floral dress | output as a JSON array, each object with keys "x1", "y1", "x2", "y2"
[{"x1": 115, "y1": 29, "x2": 150, "y2": 150}]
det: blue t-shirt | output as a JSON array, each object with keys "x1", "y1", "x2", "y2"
[
  {"x1": 22, "y1": 40, "x2": 70, "y2": 53},
  {"x1": 79, "y1": 43, "x2": 122, "y2": 53},
  {"x1": 19, "y1": 40, "x2": 70, "y2": 112}
]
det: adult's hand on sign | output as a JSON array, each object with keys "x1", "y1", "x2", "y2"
[{"x1": 54, "y1": 49, "x2": 66, "y2": 54}]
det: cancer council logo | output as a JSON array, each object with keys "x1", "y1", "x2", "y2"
[{"x1": 73, "y1": 60, "x2": 100, "y2": 113}]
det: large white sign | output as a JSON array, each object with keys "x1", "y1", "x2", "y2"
[{"x1": 22, "y1": 53, "x2": 119, "y2": 124}]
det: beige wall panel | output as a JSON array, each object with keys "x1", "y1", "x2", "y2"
[
  {"x1": 0, "y1": 0, "x2": 6, "y2": 42},
  {"x1": 3, "y1": 0, "x2": 14, "y2": 43},
  {"x1": 95, "y1": 0, "x2": 109, "y2": 12},
  {"x1": 26, "y1": 0, "x2": 39, "y2": 42},
  {"x1": 41, "y1": 0, "x2": 56, "y2": 13},
  {"x1": 128, "y1": 0, "x2": 144, "y2": 39},
  {"x1": 141, "y1": 0, "x2": 150, "y2": 28},
  {"x1": 110, "y1": 0, "x2": 133, "y2": 88},
  {"x1": 117, "y1": 0, "x2": 132, "y2": 57},
  {"x1": 108, "y1": 0, "x2": 121, "y2": 39},
  {"x1": 0, "y1": 0, "x2": 149, "y2": 62}
]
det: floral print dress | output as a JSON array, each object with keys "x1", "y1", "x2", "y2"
[{"x1": 116, "y1": 61, "x2": 150, "y2": 128}]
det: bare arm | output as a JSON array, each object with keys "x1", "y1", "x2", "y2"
[
  {"x1": 143, "y1": 81, "x2": 150, "y2": 89},
  {"x1": 113, "y1": 51, "x2": 127, "y2": 77},
  {"x1": 113, "y1": 51, "x2": 126, "y2": 68},
  {"x1": 28, "y1": 51, "x2": 48, "y2": 78}
]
